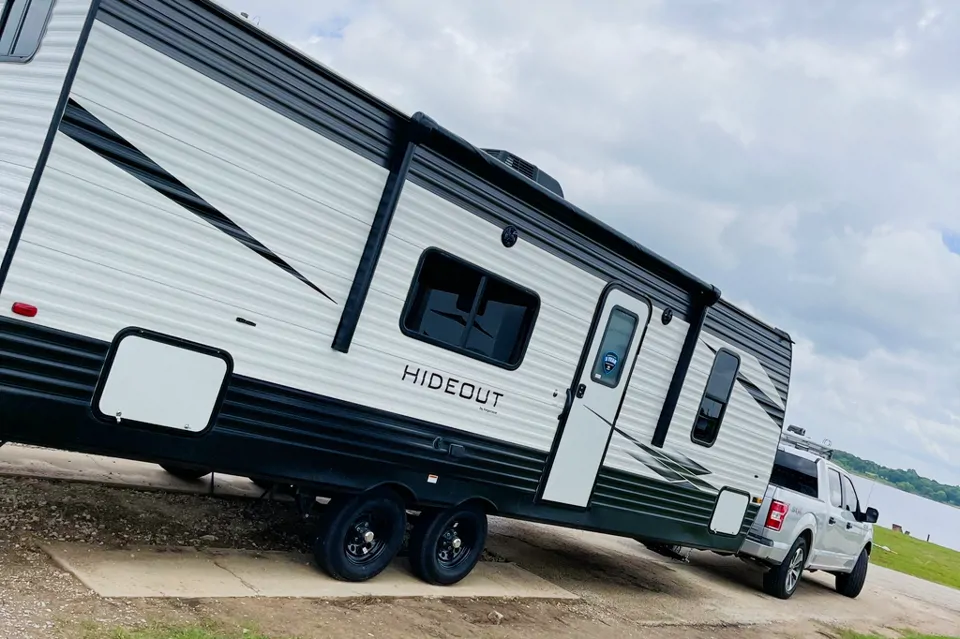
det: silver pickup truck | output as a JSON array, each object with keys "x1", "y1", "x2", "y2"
[{"x1": 738, "y1": 441, "x2": 879, "y2": 599}]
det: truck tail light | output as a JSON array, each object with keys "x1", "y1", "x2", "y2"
[{"x1": 765, "y1": 500, "x2": 789, "y2": 532}]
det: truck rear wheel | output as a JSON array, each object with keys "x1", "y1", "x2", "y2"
[
  {"x1": 314, "y1": 488, "x2": 407, "y2": 582},
  {"x1": 835, "y1": 548, "x2": 869, "y2": 598},
  {"x1": 762, "y1": 536, "x2": 807, "y2": 599},
  {"x1": 408, "y1": 503, "x2": 488, "y2": 585}
]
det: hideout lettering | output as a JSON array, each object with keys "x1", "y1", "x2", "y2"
[{"x1": 402, "y1": 365, "x2": 503, "y2": 409}]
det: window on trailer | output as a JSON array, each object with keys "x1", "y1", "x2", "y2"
[
  {"x1": 0, "y1": 0, "x2": 55, "y2": 62},
  {"x1": 691, "y1": 349, "x2": 740, "y2": 446},
  {"x1": 401, "y1": 249, "x2": 540, "y2": 369}
]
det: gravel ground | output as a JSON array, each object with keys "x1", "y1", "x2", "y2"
[
  {"x1": 0, "y1": 476, "x2": 310, "y2": 552},
  {"x1": 1, "y1": 473, "x2": 958, "y2": 639}
]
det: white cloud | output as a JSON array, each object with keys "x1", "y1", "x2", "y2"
[{"x1": 222, "y1": 0, "x2": 960, "y2": 483}]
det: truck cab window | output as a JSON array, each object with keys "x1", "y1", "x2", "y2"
[
  {"x1": 691, "y1": 348, "x2": 740, "y2": 446},
  {"x1": 0, "y1": 0, "x2": 55, "y2": 62}
]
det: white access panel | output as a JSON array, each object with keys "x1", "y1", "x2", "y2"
[
  {"x1": 710, "y1": 489, "x2": 750, "y2": 535},
  {"x1": 97, "y1": 333, "x2": 230, "y2": 432}
]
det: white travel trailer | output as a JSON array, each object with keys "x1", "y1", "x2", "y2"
[{"x1": 0, "y1": 0, "x2": 793, "y2": 585}]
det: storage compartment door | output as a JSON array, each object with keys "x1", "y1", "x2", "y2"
[{"x1": 93, "y1": 328, "x2": 232, "y2": 433}]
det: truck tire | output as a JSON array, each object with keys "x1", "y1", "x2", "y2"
[
  {"x1": 835, "y1": 548, "x2": 869, "y2": 598},
  {"x1": 762, "y1": 536, "x2": 807, "y2": 599}
]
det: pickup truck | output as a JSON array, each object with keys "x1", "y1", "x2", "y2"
[{"x1": 738, "y1": 443, "x2": 879, "y2": 599}]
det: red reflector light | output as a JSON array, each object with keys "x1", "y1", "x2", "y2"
[
  {"x1": 11, "y1": 302, "x2": 38, "y2": 318},
  {"x1": 765, "y1": 500, "x2": 789, "y2": 532}
]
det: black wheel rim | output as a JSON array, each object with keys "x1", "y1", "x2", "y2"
[
  {"x1": 435, "y1": 516, "x2": 478, "y2": 570},
  {"x1": 344, "y1": 510, "x2": 393, "y2": 566}
]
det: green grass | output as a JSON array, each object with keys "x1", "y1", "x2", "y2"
[
  {"x1": 841, "y1": 633, "x2": 958, "y2": 639},
  {"x1": 80, "y1": 623, "x2": 279, "y2": 639},
  {"x1": 869, "y1": 526, "x2": 960, "y2": 590}
]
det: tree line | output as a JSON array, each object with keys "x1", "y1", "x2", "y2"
[{"x1": 832, "y1": 450, "x2": 960, "y2": 508}]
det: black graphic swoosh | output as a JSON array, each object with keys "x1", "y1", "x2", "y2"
[{"x1": 59, "y1": 97, "x2": 335, "y2": 304}]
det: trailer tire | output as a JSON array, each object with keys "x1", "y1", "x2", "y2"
[
  {"x1": 159, "y1": 463, "x2": 211, "y2": 481},
  {"x1": 314, "y1": 488, "x2": 406, "y2": 582},
  {"x1": 835, "y1": 548, "x2": 869, "y2": 598},
  {"x1": 762, "y1": 536, "x2": 807, "y2": 600},
  {"x1": 408, "y1": 502, "x2": 488, "y2": 586}
]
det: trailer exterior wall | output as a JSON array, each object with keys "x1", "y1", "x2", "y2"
[
  {"x1": 0, "y1": 0, "x2": 792, "y2": 552},
  {"x1": 0, "y1": 0, "x2": 94, "y2": 279}
]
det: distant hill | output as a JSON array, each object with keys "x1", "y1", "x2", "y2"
[{"x1": 832, "y1": 450, "x2": 960, "y2": 508}]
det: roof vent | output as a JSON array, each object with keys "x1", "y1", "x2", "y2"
[{"x1": 482, "y1": 149, "x2": 564, "y2": 199}]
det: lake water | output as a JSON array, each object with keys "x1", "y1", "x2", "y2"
[{"x1": 850, "y1": 475, "x2": 960, "y2": 551}]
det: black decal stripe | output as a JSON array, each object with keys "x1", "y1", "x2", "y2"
[
  {"x1": 627, "y1": 451, "x2": 687, "y2": 483},
  {"x1": 585, "y1": 405, "x2": 614, "y2": 428},
  {"x1": 608, "y1": 420, "x2": 718, "y2": 495},
  {"x1": 734, "y1": 372, "x2": 785, "y2": 427},
  {"x1": 58, "y1": 97, "x2": 335, "y2": 304}
]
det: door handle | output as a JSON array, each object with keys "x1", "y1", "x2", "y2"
[
  {"x1": 846, "y1": 522, "x2": 853, "y2": 530},
  {"x1": 828, "y1": 517, "x2": 836, "y2": 525},
  {"x1": 557, "y1": 387, "x2": 574, "y2": 420},
  {"x1": 576, "y1": 383, "x2": 586, "y2": 398}
]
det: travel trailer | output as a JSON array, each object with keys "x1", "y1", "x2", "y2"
[{"x1": 0, "y1": 0, "x2": 793, "y2": 585}]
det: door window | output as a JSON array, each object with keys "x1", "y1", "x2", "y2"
[
  {"x1": 828, "y1": 469, "x2": 843, "y2": 508},
  {"x1": 840, "y1": 474, "x2": 860, "y2": 512},
  {"x1": 588, "y1": 306, "x2": 639, "y2": 388}
]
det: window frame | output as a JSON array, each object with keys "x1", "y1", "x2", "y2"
[
  {"x1": 398, "y1": 247, "x2": 541, "y2": 371},
  {"x1": 828, "y1": 468, "x2": 843, "y2": 508},
  {"x1": 690, "y1": 347, "x2": 741, "y2": 448},
  {"x1": 588, "y1": 304, "x2": 639, "y2": 389},
  {"x1": 0, "y1": 0, "x2": 56, "y2": 64},
  {"x1": 839, "y1": 472, "x2": 860, "y2": 513}
]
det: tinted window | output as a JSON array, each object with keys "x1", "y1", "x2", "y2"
[
  {"x1": 770, "y1": 449, "x2": 819, "y2": 497},
  {"x1": 840, "y1": 474, "x2": 860, "y2": 512},
  {"x1": 589, "y1": 306, "x2": 638, "y2": 388},
  {"x1": 0, "y1": 0, "x2": 54, "y2": 62},
  {"x1": 402, "y1": 250, "x2": 539, "y2": 369},
  {"x1": 691, "y1": 349, "x2": 740, "y2": 446},
  {"x1": 828, "y1": 469, "x2": 843, "y2": 508}
]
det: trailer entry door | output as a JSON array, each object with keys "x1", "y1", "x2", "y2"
[{"x1": 540, "y1": 286, "x2": 651, "y2": 508}]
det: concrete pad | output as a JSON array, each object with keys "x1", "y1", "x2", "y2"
[
  {"x1": 0, "y1": 444, "x2": 277, "y2": 500},
  {"x1": 42, "y1": 543, "x2": 579, "y2": 600}
]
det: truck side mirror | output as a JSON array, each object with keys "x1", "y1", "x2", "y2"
[{"x1": 864, "y1": 507, "x2": 879, "y2": 524}]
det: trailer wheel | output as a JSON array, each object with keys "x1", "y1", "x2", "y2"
[
  {"x1": 835, "y1": 548, "x2": 869, "y2": 598},
  {"x1": 762, "y1": 536, "x2": 807, "y2": 599},
  {"x1": 408, "y1": 502, "x2": 488, "y2": 585},
  {"x1": 314, "y1": 488, "x2": 406, "y2": 582},
  {"x1": 159, "y1": 463, "x2": 211, "y2": 481}
]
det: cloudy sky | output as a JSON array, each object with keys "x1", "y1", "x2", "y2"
[{"x1": 220, "y1": 0, "x2": 960, "y2": 485}]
